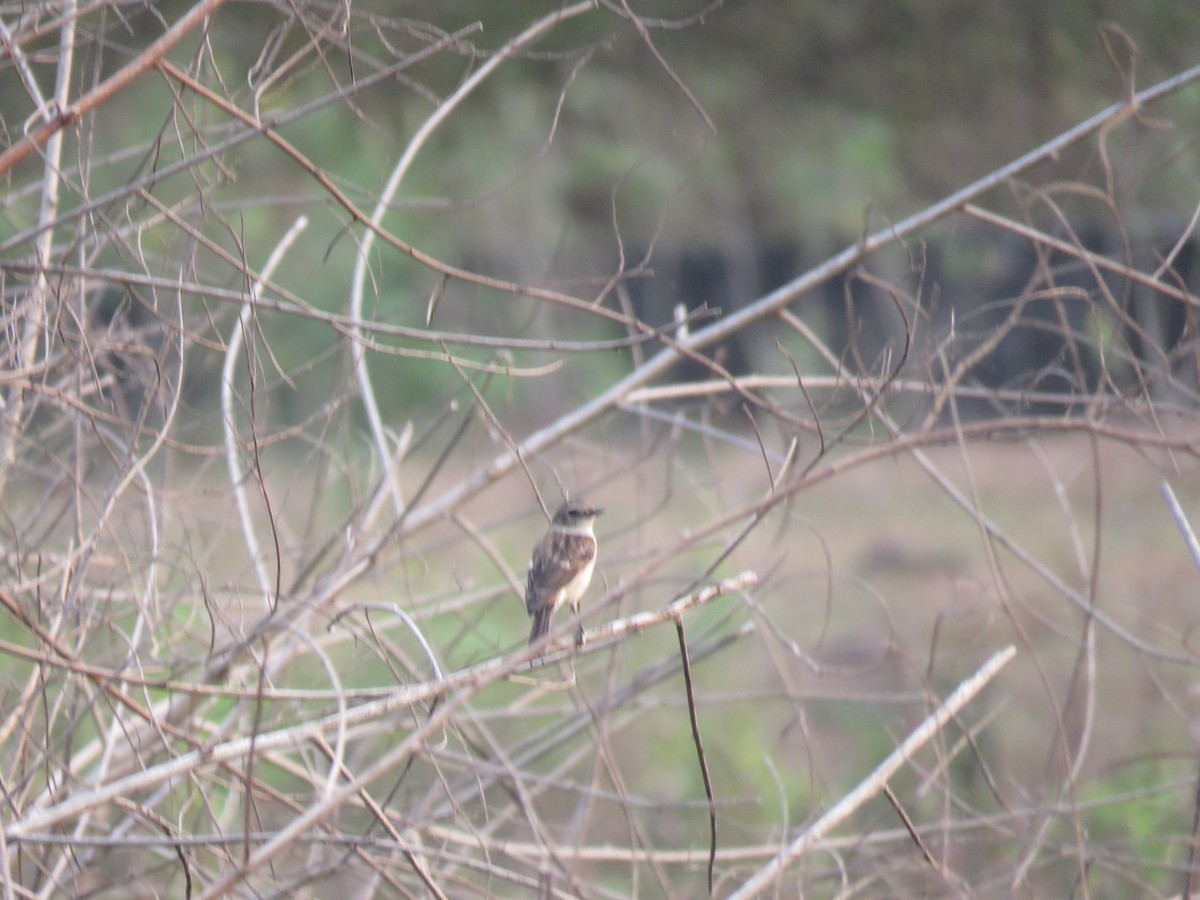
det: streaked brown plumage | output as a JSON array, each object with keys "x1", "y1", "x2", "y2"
[{"x1": 525, "y1": 500, "x2": 602, "y2": 645}]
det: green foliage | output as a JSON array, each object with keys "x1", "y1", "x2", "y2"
[{"x1": 1078, "y1": 759, "x2": 1193, "y2": 890}]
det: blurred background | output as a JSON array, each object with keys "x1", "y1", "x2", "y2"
[
  {"x1": 6, "y1": 1, "x2": 1200, "y2": 426},
  {"x1": 4, "y1": 1, "x2": 1200, "y2": 896}
]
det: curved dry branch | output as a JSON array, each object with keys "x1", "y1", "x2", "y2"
[{"x1": 347, "y1": 2, "x2": 597, "y2": 518}]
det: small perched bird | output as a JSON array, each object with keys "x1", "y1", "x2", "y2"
[{"x1": 525, "y1": 500, "x2": 603, "y2": 645}]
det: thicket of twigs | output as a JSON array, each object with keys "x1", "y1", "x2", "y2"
[{"x1": 5, "y1": 3, "x2": 1200, "y2": 897}]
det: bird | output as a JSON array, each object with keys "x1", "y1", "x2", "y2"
[{"x1": 525, "y1": 499, "x2": 603, "y2": 645}]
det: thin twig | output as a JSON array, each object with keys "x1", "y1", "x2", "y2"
[
  {"x1": 881, "y1": 784, "x2": 944, "y2": 878},
  {"x1": 674, "y1": 616, "x2": 717, "y2": 896},
  {"x1": 221, "y1": 216, "x2": 308, "y2": 611},
  {"x1": 1162, "y1": 481, "x2": 1200, "y2": 576}
]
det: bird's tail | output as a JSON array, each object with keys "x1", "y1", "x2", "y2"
[{"x1": 529, "y1": 607, "x2": 553, "y2": 645}]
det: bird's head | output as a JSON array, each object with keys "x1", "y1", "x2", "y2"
[{"x1": 552, "y1": 500, "x2": 603, "y2": 528}]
